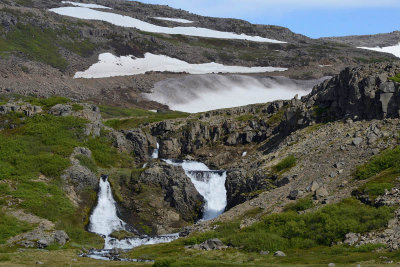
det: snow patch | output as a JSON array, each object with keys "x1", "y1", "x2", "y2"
[
  {"x1": 153, "y1": 17, "x2": 193, "y2": 24},
  {"x1": 74, "y1": 52, "x2": 287, "y2": 78},
  {"x1": 49, "y1": 6, "x2": 285, "y2": 43},
  {"x1": 358, "y1": 43, "x2": 400, "y2": 58},
  {"x1": 61, "y1": 1, "x2": 111, "y2": 9}
]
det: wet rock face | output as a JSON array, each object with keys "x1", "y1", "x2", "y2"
[
  {"x1": 117, "y1": 162, "x2": 204, "y2": 235},
  {"x1": 125, "y1": 130, "x2": 157, "y2": 161}
]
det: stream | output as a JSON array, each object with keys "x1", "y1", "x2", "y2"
[{"x1": 83, "y1": 145, "x2": 227, "y2": 261}]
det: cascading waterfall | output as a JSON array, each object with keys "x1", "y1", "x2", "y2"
[
  {"x1": 164, "y1": 160, "x2": 227, "y2": 220},
  {"x1": 86, "y1": 174, "x2": 179, "y2": 260},
  {"x1": 151, "y1": 143, "x2": 160, "y2": 159}
]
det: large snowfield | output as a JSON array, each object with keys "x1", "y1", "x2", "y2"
[
  {"x1": 74, "y1": 53, "x2": 288, "y2": 78},
  {"x1": 358, "y1": 43, "x2": 400, "y2": 58},
  {"x1": 50, "y1": 3, "x2": 285, "y2": 43}
]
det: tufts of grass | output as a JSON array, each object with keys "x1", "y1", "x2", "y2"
[
  {"x1": 71, "y1": 103, "x2": 84, "y2": 111},
  {"x1": 75, "y1": 154, "x2": 98, "y2": 173},
  {"x1": 389, "y1": 73, "x2": 400, "y2": 83},
  {"x1": 61, "y1": 40, "x2": 96, "y2": 58},
  {"x1": 105, "y1": 111, "x2": 189, "y2": 130},
  {"x1": 0, "y1": 211, "x2": 33, "y2": 244},
  {"x1": 11, "y1": 181, "x2": 75, "y2": 222},
  {"x1": 355, "y1": 146, "x2": 400, "y2": 180},
  {"x1": 0, "y1": 24, "x2": 68, "y2": 70},
  {"x1": 99, "y1": 105, "x2": 152, "y2": 119},
  {"x1": 273, "y1": 155, "x2": 296, "y2": 173},
  {"x1": 353, "y1": 170, "x2": 397, "y2": 201},
  {"x1": 85, "y1": 134, "x2": 134, "y2": 168},
  {"x1": 25, "y1": 96, "x2": 70, "y2": 110},
  {"x1": 284, "y1": 196, "x2": 314, "y2": 212},
  {"x1": 236, "y1": 114, "x2": 255, "y2": 122}
]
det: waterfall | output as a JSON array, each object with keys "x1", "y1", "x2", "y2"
[
  {"x1": 87, "y1": 175, "x2": 179, "y2": 259},
  {"x1": 151, "y1": 143, "x2": 159, "y2": 159},
  {"x1": 89, "y1": 175, "x2": 126, "y2": 236},
  {"x1": 164, "y1": 160, "x2": 227, "y2": 220}
]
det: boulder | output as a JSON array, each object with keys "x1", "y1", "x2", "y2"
[
  {"x1": 352, "y1": 137, "x2": 363, "y2": 146},
  {"x1": 307, "y1": 181, "x2": 320, "y2": 192},
  {"x1": 48, "y1": 104, "x2": 72, "y2": 116},
  {"x1": 274, "y1": 251, "x2": 286, "y2": 257},
  {"x1": 314, "y1": 185, "x2": 329, "y2": 200}
]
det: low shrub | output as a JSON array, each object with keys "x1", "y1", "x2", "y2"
[
  {"x1": 355, "y1": 146, "x2": 400, "y2": 180},
  {"x1": 273, "y1": 155, "x2": 296, "y2": 173}
]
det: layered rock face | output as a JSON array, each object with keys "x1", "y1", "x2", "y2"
[
  {"x1": 116, "y1": 162, "x2": 204, "y2": 235},
  {"x1": 307, "y1": 63, "x2": 400, "y2": 120}
]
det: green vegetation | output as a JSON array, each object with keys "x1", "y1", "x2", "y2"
[
  {"x1": 0, "y1": 24, "x2": 68, "y2": 70},
  {"x1": 236, "y1": 114, "x2": 255, "y2": 122},
  {"x1": 0, "y1": 21, "x2": 98, "y2": 70},
  {"x1": 61, "y1": 40, "x2": 96, "y2": 58},
  {"x1": 355, "y1": 146, "x2": 400, "y2": 180},
  {"x1": 273, "y1": 155, "x2": 296, "y2": 173},
  {"x1": 127, "y1": 198, "x2": 394, "y2": 266},
  {"x1": 0, "y1": 211, "x2": 33, "y2": 244},
  {"x1": 75, "y1": 154, "x2": 98, "y2": 173},
  {"x1": 0, "y1": 97, "x2": 137, "y2": 248},
  {"x1": 11, "y1": 181, "x2": 75, "y2": 222},
  {"x1": 71, "y1": 103, "x2": 84, "y2": 111},
  {"x1": 104, "y1": 108, "x2": 189, "y2": 130},
  {"x1": 99, "y1": 105, "x2": 152, "y2": 119},
  {"x1": 389, "y1": 73, "x2": 400, "y2": 83},
  {"x1": 284, "y1": 196, "x2": 314, "y2": 212},
  {"x1": 85, "y1": 134, "x2": 134, "y2": 168},
  {"x1": 266, "y1": 106, "x2": 287, "y2": 126},
  {"x1": 25, "y1": 96, "x2": 70, "y2": 110},
  {"x1": 180, "y1": 198, "x2": 393, "y2": 252},
  {"x1": 353, "y1": 170, "x2": 397, "y2": 201},
  {"x1": 110, "y1": 230, "x2": 137, "y2": 240}
]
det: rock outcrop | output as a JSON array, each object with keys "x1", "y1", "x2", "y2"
[{"x1": 116, "y1": 162, "x2": 204, "y2": 235}]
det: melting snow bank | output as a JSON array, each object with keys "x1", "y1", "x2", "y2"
[
  {"x1": 145, "y1": 75, "x2": 328, "y2": 113},
  {"x1": 358, "y1": 43, "x2": 400, "y2": 58},
  {"x1": 153, "y1": 17, "x2": 193, "y2": 23},
  {"x1": 74, "y1": 53, "x2": 287, "y2": 78},
  {"x1": 85, "y1": 175, "x2": 179, "y2": 261},
  {"x1": 49, "y1": 6, "x2": 285, "y2": 43},
  {"x1": 61, "y1": 1, "x2": 111, "y2": 9},
  {"x1": 164, "y1": 160, "x2": 227, "y2": 221}
]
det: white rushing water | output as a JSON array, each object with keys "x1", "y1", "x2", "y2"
[
  {"x1": 88, "y1": 175, "x2": 178, "y2": 255},
  {"x1": 145, "y1": 74, "x2": 328, "y2": 113},
  {"x1": 164, "y1": 160, "x2": 227, "y2": 220},
  {"x1": 151, "y1": 143, "x2": 160, "y2": 159},
  {"x1": 89, "y1": 176, "x2": 126, "y2": 236}
]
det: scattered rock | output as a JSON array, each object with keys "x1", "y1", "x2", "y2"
[
  {"x1": 260, "y1": 251, "x2": 270, "y2": 255},
  {"x1": 273, "y1": 251, "x2": 286, "y2": 257},
  {"x1": 186, "y1": 238, "x2": 227, "y2": 251},
  {"x1": 352, "y1": 137, "x2": 363, "y2": 146},
  {"x1": 314, "y1": 185, "x2": 329, "y2": 200}
]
